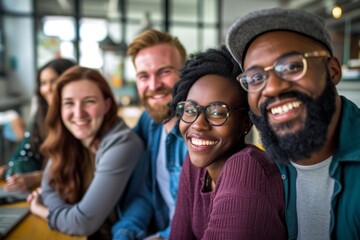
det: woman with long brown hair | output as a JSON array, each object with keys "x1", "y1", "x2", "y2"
[{"x1": 27, "y1": 66, "x2": 145, "y2": 238}]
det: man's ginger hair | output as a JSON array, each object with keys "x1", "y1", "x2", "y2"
[{"x1": 128, "y1": 29, "x2": 186, "y2": 64}]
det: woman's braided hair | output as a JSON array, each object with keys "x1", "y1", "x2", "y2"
[{"x1": 167, "y1": 45, "x2": 248, "y2": 121}]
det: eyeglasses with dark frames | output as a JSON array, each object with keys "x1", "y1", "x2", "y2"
[{"x1": 176, "y1": 101, "x2": 248, "y2": 126}]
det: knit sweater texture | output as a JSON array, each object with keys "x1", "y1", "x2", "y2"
[{"x1": 170, "y1": 145, "x2": 287, "y2": 240}]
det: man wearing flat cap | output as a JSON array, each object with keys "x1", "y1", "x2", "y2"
[{"x1": 226, "y1": 7, "x2": 360, "y2": 240}]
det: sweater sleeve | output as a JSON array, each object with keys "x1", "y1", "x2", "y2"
[
  {"x1": 42, "y1": 128, "x2": 144, "y2": 236},
  {"x1": 202, "y1": 148, "x2": 287, "y2": 240},
  {"x1": 170, "y1": 156, "x2": 196, "y2": 240}
]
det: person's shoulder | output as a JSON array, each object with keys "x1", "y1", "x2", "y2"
[
  {"x1": 103, "y1": 118, "x2": 143, "y2": 147},
  {"x1": 133, "y1": 110, "x2": 160, "y2": 133},
  {"x1": 227, "y1": 145, "x2": 277, "y2": 172},
  {"x1": 341, "y1": 96, "x2": 360, "y2": 115},
  {"x1": 137, "y1": 111, "x2": 153, "y2": 124},
  {"x1": 220, "y1": 146, "x2": 281, "y2": 189},
  {"x1": 230, "y1": 144, "x2": 267, "y2": 160}
]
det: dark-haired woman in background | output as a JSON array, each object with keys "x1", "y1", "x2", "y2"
[
  {"x1": 0, "y1": 58, "x2": 76, "y2": 191},
  {"x1": 168, "y1": 46, "x2": 287, "y2": 239}
]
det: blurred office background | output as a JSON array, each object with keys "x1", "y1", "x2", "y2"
[{"x1": 0, "y1": 0, "x2": 360, "y2": 155}]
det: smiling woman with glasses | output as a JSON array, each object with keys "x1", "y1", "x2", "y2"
[{"x1": 166, "y1": 46, "x2": 287, "y2": 239}]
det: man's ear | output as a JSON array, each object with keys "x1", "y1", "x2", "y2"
[
  {"x1": 244, "y1": 117, "x2": 253, "y2": 135},
  {"x1": 328, "y1": 57, "x2": 342, "y2": 85}
]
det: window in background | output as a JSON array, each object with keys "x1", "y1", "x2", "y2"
[
  {"x1": 81, "y1": 0, "x2": 108, "y2": 18},
  {"x1": 327, "y1": 16, "x2": 360, "y2": 82},
  {"x1": 201, "y1": 0, "x2": 219, "y2": 49},
  {"x1": 80, "y1": 18, "x2": 107, "y2": 68},
  {"x1": 1, "y1": 0, "x2": 35, "y2": 98},
  {"x1": 125, "y1": 0, "x2": 162, "y2": 83},
  {"x1": 171, "y1": 0, "x2": 198, "y2": 53},
  {"x1": 171, "y1": 26, "x2": 198, "y2": 54},
  {"x1": 36, "y1": 0, "x2": 76, "y2": 67},
  {"x1": 127, "y1": 0, "x2": 162, "y2": 32},
  {"x1": 202, "y1": 28, "x2": 218, "y2": 50},
  {"x1": 1, "y1": 0, "x2": 222, "y2": 105},
  {"x1": 171, "y1": 0, "x2": 219, "y2": 53},
  {"x1": 43, "y1": 17, "x2": 75, "y2": 41},
  {"x1": 40, "y1": 16, "x2": 76, "y2": 67},
  {"x1": 203, "y1": 0, "x2": 217, "y2": 24},
  {"x1": 172, "y1": 0, "x2": 197, "y2": 22},
  {"x1": 36, "y1": 0, "x2": 75, "y2": 15},
  {"x1": 81, "y1": 0, "x2": 114, "y2": 72},
  {"x1": 2, "y1": 0, "x2": 32, "y2": 13},
  {"x1": 35, "y1": 0, "x2": 220, "y2": 82}
]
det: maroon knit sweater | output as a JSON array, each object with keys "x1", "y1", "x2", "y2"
[{"x1": 170, "y1": 145, "x2": 287, "y2": 240}]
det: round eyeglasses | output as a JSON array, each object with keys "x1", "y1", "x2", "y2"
[
  {"x1": 237, "y1": 50, "x2": 331, "y2": 92},
  {"x1": 176, "y1": 101, "x2": 248, "y2": 126}
]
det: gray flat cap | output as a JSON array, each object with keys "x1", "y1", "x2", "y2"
[{"x1": 226, "y1": 8, "x2": 333, "y2": 70}]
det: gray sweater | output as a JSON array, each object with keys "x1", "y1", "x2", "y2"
[{"x1": 41, "y1": 118, "x2": 144, "y2": 236}]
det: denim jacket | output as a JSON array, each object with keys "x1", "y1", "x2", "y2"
[
  {"x1": 277, "y1": 96, "x2": 360, "y2": 240},
  {"x1": 112, "y1": 111, "x2": 187, "y2": 239}
]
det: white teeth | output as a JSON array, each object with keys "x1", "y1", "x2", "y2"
[
  {"x1": 152, "y1": 94, "x2": 166, "y2": 99},
  {"x1": 191, "y1": 138, "x2": 217, "y2": 146},
  {"x1": 74, "y1": 120, "x2": 88, "y2": 125},
  {"x1": 271, "y1": 101, "x2": 301, "y2": 115}
]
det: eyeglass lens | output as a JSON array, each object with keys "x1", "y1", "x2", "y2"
[
  {"x1": 176, "y1": 101, "x2": 229, "y2": 126},
  {"x1": 238, "y1": 54, "x2": 307, "y2": 92}
]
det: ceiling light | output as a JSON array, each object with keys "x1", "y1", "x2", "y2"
[{"x1": 332, "y1": 5, "x2": 342, "y2": 19}]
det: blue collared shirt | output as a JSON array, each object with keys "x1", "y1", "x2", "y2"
[{"x1": 113, "y1": 111, "x2": 187, "y2": 239}]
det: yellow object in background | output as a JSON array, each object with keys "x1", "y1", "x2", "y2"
[{"x1": 111, "y1": 74, "x2": 122, "y2": 88}]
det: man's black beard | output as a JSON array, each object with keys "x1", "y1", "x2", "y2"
[{"x1": 249, "y1": 73, "x2": 336, "y2": 164}]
